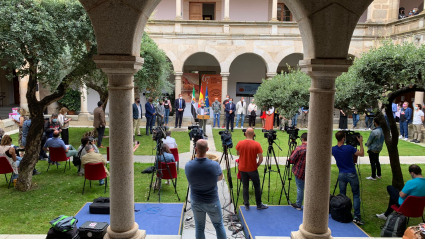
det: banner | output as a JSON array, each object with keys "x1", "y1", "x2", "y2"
[
  {"x1": 201, "y1": 74, "x2": 222, "y2": 106},
  {"x1": 236, "y1": 82, "x2": 261, "y2": 96}
]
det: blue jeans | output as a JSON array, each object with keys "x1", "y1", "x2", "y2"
[
  {"x1": 213, "y1": 113, "x2": 220, "y2": 127},
  {"x1": 400, "y1": 121, "x2": 408, "y2": 138},
  {"x1": 191, "y1": 200, "x2": 226, "y2": 239},
  {"x1": 365, "y1": 116, "x2": 373, "y2": 128},
  {"x1": 11, "y1": 157, "x2": 22, "y2": 180},
  {"x1": 291, "y1": 113, "x2": 298, "y2": 127},
  {"x1": 338, "y1": 173, "x2": 361, "y2": 218},
  {"x1": 164, "y1": 109, "x2": 170, "y2": 124},
  {"x1": 146, "y1": 117, "x2": 154, "y2": 135},
  {"x1": 352, "y1": 114, "x2": 359, "y2": 127},
  {"x1": 152, "y1": 115, "x2": 156, "y2": 127},
  {"x1": 295, "y1": 177, "x2": 305, "y2": 207},
  {"x1": 236, "y1": 114, "x2": 245, "y2": 127}
]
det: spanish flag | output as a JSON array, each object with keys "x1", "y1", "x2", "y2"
[{"x1": 198, "y1": 84, "x2": 204, "y2": 108}]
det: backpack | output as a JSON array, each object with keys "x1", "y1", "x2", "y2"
[
  {"x1": 72, "y1": 145, "x2": 84, "y2": 167},
  {"x1": 46, "y1": 226, "x2": 79, "y2": 239},
  {"x1": 50, "y1": 215, "x2": 78, "y2": 232},
  {"x1": 381, "y1": 212, "x2": 407, "y2": 237},
  {"x1": 330, "y1": 194, "x2": 353, "y2": 223}
]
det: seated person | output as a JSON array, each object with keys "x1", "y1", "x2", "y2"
[
  {"x1": 0, "y1": 135, "x2": 22, "y2": 180},
  {"x1": 81, "y1": 144, "x2": 109, "y2": 185},
  {"x1": 43, "y1": 130, "x2": 78, "y2": 164},
  {"x1": 156, "y1": 144, "x2": 175, "y2": 185},
  {"x1": 45, "y1": 114, "x2": 61, "y2": 139},
  {"x1": 76, "y1": 137, "x2": 99, "y2": 176},
  {"x1": 162, "y1": 131, "x2": 178, "y2": 149},
  {"x1": 377, "y1": 164, "x2": 425, "y2": 220}
]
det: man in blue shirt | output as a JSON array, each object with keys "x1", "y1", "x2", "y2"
[
  {"x1": 145, "y1": 97, "x2": 156, "y2": 136},
  {"x1": 332, "y1": 131, "x2": 364, "y2": 225},
  {"x1": 185, "y1": 139, "x2": 226, "y2": 239},
  {"x1": 365, "y1": 118, "x2": 385, "y2": 180},
  {"x1": 399, "y1": 101, "x2": 413, "y2": 141},
  {"x1": 377, "y1": 164, "x2": 425, "y2": 220},
  {"x1": 43, "y1": 130, "x2": 78, "y2": 161}
]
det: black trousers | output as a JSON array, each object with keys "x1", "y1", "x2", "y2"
[
  {"x1": 274, "y1": 113, "x2": 280, "y2": 127},
  {"x1": 368, "y1": 150, "x2": 381, "y2": 178},
  {"x1": 339, "y1": 116, "x2": 348, "y2": 129},
  {"x1": 240, "y1": 170, "x2": 262, "y2": 207},
  {"x1": 385, "y1": 185, "x2": 400, "y2": 216},
  {"x1": 97, "y1": 126, "x2": 105, "y2": 147},
  {"x1": 61, "y1": 128, "x2": 69, "y2": 145},
  {"x1": 249, "y1": 115, "x2": 256, "y2": 127},
  {"x1": 175, "y1": 110, "x2": 183, "y2": 127},
  {"x1": 226, "y1": 116, "x2": 234, "y2": 131}
]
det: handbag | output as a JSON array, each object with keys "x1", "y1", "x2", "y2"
[
  {"x1": 250, "y1": 110, "x2": 256, "y2": 117},
  {"x1": 72, "y1": 145, "x2": 85, "y2": 167}
]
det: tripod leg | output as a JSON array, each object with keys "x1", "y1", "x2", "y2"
[
  {"x1": 147, "y1": 169, "x2": 156, "y2": 201},
  {"x1": 332, "y1": 178, "x2": 339, "y2": 196}
]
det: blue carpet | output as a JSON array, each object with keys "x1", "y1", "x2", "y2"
[
  {"x1": 239, "y1": 206, "x2": 368, "y2": 239},
  {"x1": 75, "y1": 203, "x2": 184, "y2": 235}
]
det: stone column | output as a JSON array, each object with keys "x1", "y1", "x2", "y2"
[
  {"x1": 291, "y1": 59, "x2": 351, "y2": 239},
  {"x1": 78, "y1": 84, "x2": 89, "y2": 121},
  {"x1": 223, "y1": 0, "x2": 230, "y2": 21},
  {"x1": 175, "y1": 0, "x2": 182, "y2": 20},
  {"x1": 175, "y1": 72, "x2": 183, "y2": 98},
  {"x1": 266, "y1": 72, "x2": 276, "y2": 80},
  {"x1": 415, "y1": 92, "x2": 424, "y2": 105},
  {"x1": 221, "y1": 72, "x2": 229, "y2": 115},
  {"x1": 19, "y1": 75, "x2": 29, "y2": 111},
  {"x1": 271, "y1": 0, "x2": 278, "y2": 21},
  {"x1": 93, "y1": 55, "x2": 145, "y2": 239}
]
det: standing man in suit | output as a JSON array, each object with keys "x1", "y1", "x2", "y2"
[
  {"x1": 132, "y1": 97, "x2": 143, "y2": 136},
  {"x1": 235, "y1": 97, "x2": 247, "y2": 129},
  {"x1": 197, "y1": 101, "x2": 209, "y2": 137},
  {"x1": 93, "y1": 101, "x2": 106, "y2": 148},
  {"x1": 174, "y1": 94, "x2": 186, "y2": 128},
  {"x1": 145, "y1": 97, "x2": 156, "y2": 136},
  {"x1": 225, "y1": 98, "x2": 236, "y2": 132}
]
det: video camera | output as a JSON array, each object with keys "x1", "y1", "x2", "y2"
[
  {"x1": 262, "y1": 129, "x2": 277, "y2": 142},
  {"x1": 345, "y1": 130, "x2": 361, "y2": 147},
  {"x1": 284, "y1": 125, "x2": 299, "y2": 141},
  {"x1": 152, "y1": 126, "x2": 167, "y2": 141},
  {"x1": 219, "y1": 130, "x2": 233, "y2": 148},
  {"x1": 188, "y1": 125, "x2": 203, "y2": 142}
]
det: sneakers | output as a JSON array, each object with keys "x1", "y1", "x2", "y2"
[
  {"x1": 376, "y1": 213, "x2": 387, "y2": 220},
  {"x1": 235, "y1": 126, "x2": 239, "y2": 129},
  {"x1": 377, "y1": 176, "x2": 381, "y2": 179},
  {"x1": 353, "y1": 217, "x2": 364, "y2": 225},
  {"x1": 257, "y1": 204, "x2": 268, "y2": 210},
  {"x1": 404, "y1": 137, "x2": 409, "y2": 141},
  {"x1": 399, "y1": 135, "x2": 403, "y2": 139},
  {"x1": 291, "y1": 203, "x2": 302, "y2": 211},
  {"x1": 245, "y1": 205, "x2": 249, "y2": 211},
  {"x1": 366, "y1": 176, "x2": 376, "y2": 181}
]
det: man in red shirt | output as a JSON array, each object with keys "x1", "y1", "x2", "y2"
[
  {"x1": 236, "y1": 128, "x2": 268, "y2": 210},
  {"x1": 290, "y1": 133, "x2": 307, "y2": 210}
]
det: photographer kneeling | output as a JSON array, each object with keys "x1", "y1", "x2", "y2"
[
  {"x1": 332, "y1": 131, "x2": 364, "y2": 225},
  {"x1": 236, "y1": 127, "x2": 268, "y2": 210}
]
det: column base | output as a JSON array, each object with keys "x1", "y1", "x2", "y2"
[
  {"x1": 223, "y1": 17, "x2": 230, "y2": 21},
  {"x1": 270, "y1": 19, "x2": 279, "y2": 22},
  {"x1": 104, "y1": 223, "x2": 146, "y2": 239},
  {"x1": 291, "y1": 224, "x2": 332, "y2": 239},
  {"x1": 175, "y1": 16, "x2": 182, "y2": 20},
  {"x1": 78, "y1": 113, "x2": 90, "y2": 121}
]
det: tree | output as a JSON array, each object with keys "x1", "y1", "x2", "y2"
[
  {"x1": 0, "y1": 0, "x2": 96, "y2": 191},
  {"x1": 335, "y1": 40, "x2": 425, "y2": 190},
  {"x1": 254, "y1": 68, "x2": 311, "y2": 119}
]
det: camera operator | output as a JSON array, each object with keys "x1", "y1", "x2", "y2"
[
  {"x1": 332, "y1": 131, "x2": 364, "y2": 225},
  {"x1": 290, "y1": 133, "x2": 307, "y2": 211},
  {"x1": 196, "y1": 102, "x2": 208, "y2": 137},
  {"x1": 365, "y1": 118, "x2": 384, "y2": 180},
  {"x1": 236, "y1": 128, "x2": 268, "y2": 210}
]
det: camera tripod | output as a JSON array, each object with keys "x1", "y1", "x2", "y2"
[
  {"x1": 219, "y1": 144, "x2": 237, "y2": 214},
  {"x1": 183, "y1": 138, "x2": 198, "y2": 212},
  {"x1": 261, "y1": 139, "x2": 284, "y2": 202},
  {"x1": 147, "y1": 139, "x2": 180, "y2": 202},
  {"x1": 278, "y1": 137, "x2": 298, "y2": 205}
]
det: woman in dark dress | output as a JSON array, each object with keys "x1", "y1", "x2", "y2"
[{"x1": 339, "y1": 109, "x2": 348, "y2": 130}]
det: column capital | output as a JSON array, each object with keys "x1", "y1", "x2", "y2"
[
  {"x1": 93, "y1": 55, "x2": 144, "y2": 74},
  {"x1": 299, "y1": 59, "x2": 352, "y2": 76},
  {"x1": 266, "y1": 72, "x2": 276, "y2": 79},
  {"x1": 175, "y1": 72, "x2": 183, "y2": 77},
  {"x1": 221, "y1": 72, "x2": 230, "y2": 77}
]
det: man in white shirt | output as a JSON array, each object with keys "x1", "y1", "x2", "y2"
[
  {"x1": 162, "y1": 131, "x2": 178, "y2": 149},
  {"x1": 235, "y1": 97, "x2": 247, "y2": 129},
  {"x1": 132, "y1": 97, "x2": 143, "y2": 136},
  {"x1": 197, "y1": 102, "x2": 209, "y2": 137}
]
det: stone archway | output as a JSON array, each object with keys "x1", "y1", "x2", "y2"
[{"x1": 277, "y1": 53, "x2": 304, "y2": 73}]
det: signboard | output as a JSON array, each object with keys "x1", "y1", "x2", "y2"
[{"x1": 236, "y1": 82, "x2": 261, "y2": 96}]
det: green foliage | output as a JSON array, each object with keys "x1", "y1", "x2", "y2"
[
  {"x1": 58, "y1": 88, "x2": 81, "y2": 111},
  {"x1": 254, "y1": 69, "x2": 311, "y2": 118},
  {"x1": 134, "y1": 33, "x2": 174, "y2": 99}
]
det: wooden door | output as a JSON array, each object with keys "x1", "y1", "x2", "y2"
[{"x1": 189, "y1": 3, "x2": 203, "y2": 20}]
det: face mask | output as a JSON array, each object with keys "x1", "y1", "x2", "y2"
[
  {"x1": 180, "y1": 97, "x2": 182, "y2": 99},
  {"x1": 137, "y1": 101, "x2": 140, "y2": 103},
  {"x1": 229, "y1": 101, "x2": 232, "y2": 104},
  {"x1": 215, "y1": 100, "x2": 218, "y2": 102},
  {"x1": 226, "y1": 97, "x2": 229, "y2": 100},
  {"x1": 52, "y1": 119, "x2": 57, "y2": 123},
  {"x1": 160, "y1": 103, "x2": 162, "y2": 105},
  {"x1": 415, "y1": 107, "x2": 418, "y2": 110},
  {"x1": 252, "y1": 101, "x2": 254, "y2": 103},
  {"x1": 241, "y1": 99, "x2": 244, "y2": 102},
  {"x1": 165, "y1": 98, "x2": 167, "y2": 101},
  {"x1": 201, "y1": 106, "x2": 204, "y2": 108},
  {"x1": 413, "y1": 10, "x2": 416, "y2": 13}
]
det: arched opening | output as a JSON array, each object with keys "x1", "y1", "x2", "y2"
[
  {"x1": 277, "y1": 53, "x2": 303, "y2": 73},
  {"x1": 399, "y1": 0, "x2": 423, "y2": 17},
  {"x1": 228, "y1": 53, "x2": 267, "y2": 102}
]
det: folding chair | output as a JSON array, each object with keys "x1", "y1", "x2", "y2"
[
  {"x1": 47, "y1": 147, "x2": 71, "y2": 172},
  {"x1": 82, "y1": 162, "x2": 108, "y2": 195},
  {"x1": 391, "y1": 195, "x2": 425, "y2": 224},
  {"x1": 156, "y1": 162, "x2": 180, "y2": 202},
  {"x1": 0, "y1": 156, "x2": 15, "y2": 189},
  {"x1": 169, "y1": 148, "x2": 179, "y2": 172}
]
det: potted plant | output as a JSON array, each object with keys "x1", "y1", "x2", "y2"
[{"x1": 58, "y1": 88, "x2": 81, "y2": 115}]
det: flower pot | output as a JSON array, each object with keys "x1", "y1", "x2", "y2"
[{"x1": 67, "y1": 110, "x2": 76, "y2": 115}]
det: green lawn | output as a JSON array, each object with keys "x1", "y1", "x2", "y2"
[
  {"x1": 8, "y1": 127, "x2": 190, "y2": 156},
  {"x1": 224, "y1": 164, "x2": 425, "y2": 237},
  {"x1": 212, "y1": 129, "x2": 425, "y2": 157},
  {"x1": 0, "y1": 161, "x2": 187, "y2": 234}
]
